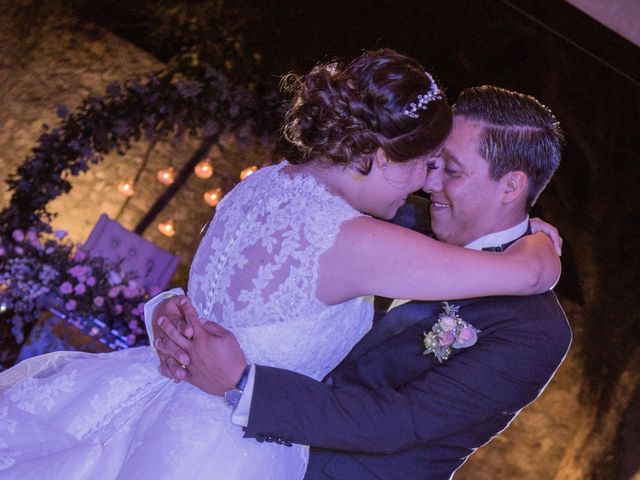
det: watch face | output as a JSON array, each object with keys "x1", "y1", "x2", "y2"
[{"x1": 224, "y1": 388, "x2": 243, "y2": 408}]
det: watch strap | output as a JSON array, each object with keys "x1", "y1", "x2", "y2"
[{"x1": 235, "y1": 364, "x2": 251, "y2": 390}]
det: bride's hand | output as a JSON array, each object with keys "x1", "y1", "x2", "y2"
[{"x1": 530, "y1": 217, "x2": 563, "y2": 256}]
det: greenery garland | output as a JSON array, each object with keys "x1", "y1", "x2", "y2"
[{"x1": 0, "y1": 53, "x2": 281, "y2": 233}]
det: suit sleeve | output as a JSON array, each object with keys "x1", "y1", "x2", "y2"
[{"x1": 245, "y1": 315, "x2": 570, "y2": 454}]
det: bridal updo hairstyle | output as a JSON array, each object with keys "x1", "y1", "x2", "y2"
[{"x1": 283, "y1": 49, "x2": 452, "y2": 173}]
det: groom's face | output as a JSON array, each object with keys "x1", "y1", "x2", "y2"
[{"x1": 426, "y1": 116, "x2": 505, "y2": 246}]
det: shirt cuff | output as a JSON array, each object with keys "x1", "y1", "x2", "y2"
[
  {"x1": 231, "y1": 364, "x2": 256, "y2": 427},
  {"x1": 143, "y1": 287, "x2": 186, "y2": 347}
]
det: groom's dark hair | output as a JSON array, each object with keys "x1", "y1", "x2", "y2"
[{"x1": 452, "y1": 86, "x2": 564, "y2": 210}]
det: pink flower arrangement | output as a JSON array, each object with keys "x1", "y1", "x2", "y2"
[
  {"x1": 423, "y1": 302, "x2": 480, "y2": 363},
  {"x1": 1, "y1": 229, "x2": 158, "y2": 347}
]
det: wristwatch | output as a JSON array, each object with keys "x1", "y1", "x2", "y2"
[{"x1": 224, "y1": 364, "x2": 251, "y2": 409}]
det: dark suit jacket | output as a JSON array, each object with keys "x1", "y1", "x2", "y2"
[{"x1": 245, "y1": 293, "x2": 571, "y2": 479}]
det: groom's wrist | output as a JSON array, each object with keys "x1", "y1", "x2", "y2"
[
  {"x1": 224, "y1": 363, "x2": 251, "y2": 409},
  {"x1": 236, "y1": 363, "x2": 251, "y2": 389},
  {"x1": 231, "y1": 365, "x2": 256, "y2": 427}
]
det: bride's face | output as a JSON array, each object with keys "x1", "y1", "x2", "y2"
[{"x1": 363, "y1": 150, "x2": 432, "y2": 219}]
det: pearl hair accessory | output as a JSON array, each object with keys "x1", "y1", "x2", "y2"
[{"x1": 403, "y1": 72, "x2": 443, "y2": 119}]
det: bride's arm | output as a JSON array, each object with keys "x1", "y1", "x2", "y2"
[{"x1": 317, "y1": 217, "x2": 560, "y2": 304}]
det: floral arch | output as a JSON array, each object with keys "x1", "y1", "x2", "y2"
[{"x1": 0, "y1": 54, "x2": 281, "y2": 356}]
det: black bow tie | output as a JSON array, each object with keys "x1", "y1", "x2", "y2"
[
  {"x1": 481, "y1": 231, "x2": 530, "y2": 252},
  {"x1": 482, "y1": 244, "x2": 507, "y2": 252}
]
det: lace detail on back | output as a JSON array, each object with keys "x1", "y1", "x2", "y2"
[{"x1": 188, "y1": 161, "x2": 373, "y2": 380}]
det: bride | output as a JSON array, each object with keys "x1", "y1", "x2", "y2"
[{"x1": 0, "y1": 49, "x2": 560, "y2": 479}]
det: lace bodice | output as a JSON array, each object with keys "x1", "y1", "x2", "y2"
[{"x1": 188, "y1": 161, "x2": 373, "y2": 380}]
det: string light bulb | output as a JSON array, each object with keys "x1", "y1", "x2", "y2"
[
  {"x1": 194, "y1": 159, "x2": 214, "y2": 179},
  {"x1": 203, "y1": 188, "x2": 224, "y2": 207},
  {"x1": 240, "y1": 166, "x2": 258, "y2": 180},
  {"x1": 158, "y1": 219, "x2": 176, "y2": 237},
  {"x1": 117, "y1": 180, "x2": 135, "y2": 197},
  {"x1": 156, "y1": 167, "x2": 175, "y2": 185}
]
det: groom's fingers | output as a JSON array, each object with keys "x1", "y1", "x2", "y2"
[
  {"x1": 156, "y1": 316, "x2": 191, "y2": 365},
  {"x1": 201, "y1": 320, "x2": 229, "y2": 336},
  {"x1": 177, "y1": 297, "x2": 198, "y2": 339},
  {"x1": 158, "y1": 355, "x2": 189, "y2": 382}
]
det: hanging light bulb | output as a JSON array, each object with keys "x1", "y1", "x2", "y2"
[
  {"x1": 203, "y1": 188, "x2": 224, "y2": 207},
  {"x1": 240, "y1": 165, "x2": 258, "y2": 181},
  {"x1": 156, "y1": 167, "x2": 175, "y2": 185},
  {"x1": 158, "y1": 219, "x2": 176, "y2": 237},
  {"x1": 117, "y1": 179, "x2": 135, "y2": 197},
  {"x1": 194, "y1": 159, "x2": 214, "y2": 179}
]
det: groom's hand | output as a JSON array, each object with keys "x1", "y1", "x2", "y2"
[
  {"x1": 154, "y1": 296, "x2": 198, "y2": 382},
  {"x1": 154, "y1": 298, "x2": 248, "y2": 395},
  {"x1": 178, "y1": 320, "x2": 248, "y2": 396}
]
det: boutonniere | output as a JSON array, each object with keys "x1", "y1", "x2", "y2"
[{"x1": 423, "y1": 301, "x2": 480, "y2": 363}]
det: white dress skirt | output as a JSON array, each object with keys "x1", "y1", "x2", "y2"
[{"x1": 0, "y1": 162, "x2": 374, "y2": 479}]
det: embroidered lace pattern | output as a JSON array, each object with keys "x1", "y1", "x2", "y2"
[{"x1": 188, "y1": 161, "x2": 373, "y2": 380}]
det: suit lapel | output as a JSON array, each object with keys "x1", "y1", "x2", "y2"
[
  {"x1": 334, "y1": 297, "x2": 485, "y2": 380},
  {"x1": 337, "y1": 300, "x2": 442, "y2": 369}
]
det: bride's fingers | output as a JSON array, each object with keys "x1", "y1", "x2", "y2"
[
  {"x1": 157, "y1": 351, "x2": 176, "y2": 379},
  {"x1": 158, "y1": 356, "x2": 181, "y2": 383},
  {"x1": 530, "y1": 217, "x2": 563, "y2": 256},
  {"x1": 159, "y1": 357, "x2": 188, "y2": 382},
  {"x1": 166, "y1": 356, "x2": 189, "y2": 380}
]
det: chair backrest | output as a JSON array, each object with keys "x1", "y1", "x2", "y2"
[{"x1": 82, "y1": 213, "x2": 179, "y2": 290}]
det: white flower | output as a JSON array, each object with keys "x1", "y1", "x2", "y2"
[{"x1": 439, "y1": 315, "x2": 457, "y2": 331}]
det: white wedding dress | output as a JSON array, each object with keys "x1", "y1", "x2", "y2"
[{"x1": 0, "y1": 161, "x2": 374, "y2": 479}]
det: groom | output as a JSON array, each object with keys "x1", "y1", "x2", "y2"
[{"x1": 149, "y1": 85, "x2": 571, "y2": 479}]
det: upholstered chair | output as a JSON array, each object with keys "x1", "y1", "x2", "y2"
[
  {"x1": 17, "y1": 214, "x2": 180, "y2": 360},
  {"x1": 82, "y1": 213, "x2": 179, "y2": 290}
]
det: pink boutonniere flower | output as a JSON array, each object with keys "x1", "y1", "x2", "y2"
[{"x1": 423, "y1": 302, "x2": 480, "y2": 363}]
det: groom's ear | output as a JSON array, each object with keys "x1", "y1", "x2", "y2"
[{"x1": 499, "y1": 171, "x2": 528, "y2": 205}]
